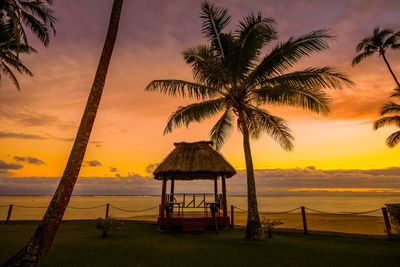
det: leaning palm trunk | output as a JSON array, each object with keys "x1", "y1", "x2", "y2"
[
  {"x1": 381, "y1": 53, "x2": 400, "y2": 89},
  {"x1": 239, "y1": 111, "x2": 264, "y2": 240},
  {"x1": 2, "y1": 1, "x2": 123, "y2": 266}
]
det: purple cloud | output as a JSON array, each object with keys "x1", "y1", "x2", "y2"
[
  {"x1": 84, "y1": 160, "x2": 102, "y2": 167},
  {"x1": 14, "y1": 156, "x2": 45, "y2": 165}
]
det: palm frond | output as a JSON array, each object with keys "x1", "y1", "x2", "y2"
[
  {"x1": 351, "y1": 50, "x2": 375, "y2": 66},
  {"x1": 374, "y1": 28, "x2": 393, "y2": 46},
  {"x1": 356, "y1": 36, "x2": 375, "y2": 52},
  {"x1": 1, "y1": 62, "x2": 21, "y2": 90},
  {"x1": 386, "y1": 130, "x2": 400, "y2": 148},
  {"x1": 253, "y1": 84, "x2": 331, "y2": 115},
  {"x1": 1, "y1": 0, "x2": 55, "y2": 46},
  {"x1": 235, "y1": 13, "x2": 276, "y2": 78},
  {"x1": 390, "y1": 89, "x2": 400, "y2": 98},
  {"x1": 21, "y1": 12, "x2": 50, "y2": 46},
  {"x1": 164, "y1": 97, "x2": 226, "y2": 134},
  {"x1": 19, "y1": 0, "x2": 56, "y2": 35},
  {"x1": 183, "y1": 44, "x2": 227, "y2": 88},
  {"x1": 209, "y1": 108, "x2": 234, "y2": 150},
  {"x1": 245, "y1": 29, "x2": 334, "y2": 87},
  {"x1": 265, "y1": 67, "x2": 354, "y2": 90},
  {"x1": 200, "y1": 1, "x2": 230, "y2": 58},
  {"x1": 244, "y1": 105, "x2": 294, "y2": 151},
  {"x1": 380, "y1": 102, "x2": 400, "y2": 116},
  {"x1": 384, "y1": 30, "x2": 400, "y2": 47},
  {"x1": 374, "y1": 115, "x2": 400, "y2": 130},
  {"x1": 145, "y1": 80, "x2": 216, "y2": 99}
]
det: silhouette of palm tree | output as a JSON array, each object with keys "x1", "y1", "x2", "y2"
[
  {"x1": 3, "y1": 0, "x2": 123, "y2": 266},
  {"x1": 352, "y1": 27, "x2": 400, "y2": 88},
  {"x1": 146, "y1": 1, "x2": 353, "y2": 240}
]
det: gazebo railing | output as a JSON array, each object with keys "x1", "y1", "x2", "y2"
[{"x1": 166, "y1": 193, "x2": 223, "y2": 210}]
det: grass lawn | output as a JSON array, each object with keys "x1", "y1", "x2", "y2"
[{"x1": 0, "y1": 221, "x2": 399, "y2": 266}]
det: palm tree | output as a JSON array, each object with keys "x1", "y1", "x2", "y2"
[
  {"x1": 0, "y1": 0, "x2": 56, "y2": 47},
  {"x1": 0, "y1": 22, "x2": 35, "y2": 90},
  {"x1": 352, "y1": 27, "x2": 400, "y2": 88},
  {"x1": 3, "y1": 0, "x2": 123, "y2": 266},
  {"x1": 374, "y1": 90, "x2": 400, "y2": 147},
  {"x1": 146, "y1": 1, "x2": 353, "y2": 240}
]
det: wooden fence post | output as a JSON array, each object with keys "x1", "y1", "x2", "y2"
[
  {"x1": 382, "y1": 207, "x2": 392, "y2": 241},
  {"x1": 230, "y1": 205, "x2": 234, "y2": 229},
  {"x1": 6, "y1": 204, "x2": 13, "y2": 224},
  {"x1": 105, "y1": 203, "x2": 110, "y2": 219},
  {"x1": 301, "y1": 206, "x2": 308, "y2": 235}
]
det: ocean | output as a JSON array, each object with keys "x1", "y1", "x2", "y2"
[{"x1": 1, "y1": 195, "x2": 399, "y2": 220}]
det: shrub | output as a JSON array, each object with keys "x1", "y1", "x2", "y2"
[
  {"x1": 261, "y1": 217, "x2": 283, "y2": 238},
  {"x1": 95, "y1": 216, "x2": 123, "y2": 238}
]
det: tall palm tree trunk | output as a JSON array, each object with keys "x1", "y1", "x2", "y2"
[
  {"x1": 381, "y1": 52, "x2": 400, "y2": 89},
  {"x1": 239, "y1": 110, "x2": 265, "y2": 241},
  {"x1": 2, "y1": 1, "x2": 123, "y2": 266}
]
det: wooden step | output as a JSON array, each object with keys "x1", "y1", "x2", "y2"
[{"x1": 182, "y1": 222, "x2": 205, "y2": 232}]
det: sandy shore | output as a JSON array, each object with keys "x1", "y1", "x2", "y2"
[{"x1": 121, "y1": 211, "x2": 387, "y2": 236}]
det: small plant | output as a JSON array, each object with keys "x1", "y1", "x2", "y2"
[
  {"x1": 95, "y1": 216, "x2": 123, "y2": 238},
  {"x1": 261, "y1": 217, "x2": 283, "y2": 238}
]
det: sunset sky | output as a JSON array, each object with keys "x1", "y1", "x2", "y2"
[{"x1": 1, "y1": 0, "x2": 400, "y2": 195}]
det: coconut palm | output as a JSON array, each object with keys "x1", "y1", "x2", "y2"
[
  {"x1": 3, "y1": 0, "x2": 123, "y2": 266},
  {"x1": 146, "y1": 1, "x2": 353, "y2": 240},
  {"x1": 0, "y1": 22, "x2": 35, "y2": 90},
  {"x1": 374, "y1": 90, "x2": 400, "y2": 147},
  {"x1": 352, "y1": 27, "x2": 400, "y2": 88},
  {"x1": 0, "y1": 0, "x2": 56, "y2": 47}
]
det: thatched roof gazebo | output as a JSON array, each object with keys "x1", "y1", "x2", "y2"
[{"x1": 154, "y1": 141, "x2": 236, "y2": 231}]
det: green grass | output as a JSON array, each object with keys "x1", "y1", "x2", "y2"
[{"x1": 1, "y1": 221, "x2": 399, "y2": 266}]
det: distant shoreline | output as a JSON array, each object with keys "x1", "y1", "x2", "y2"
[{"x1": 1, "y1": 194, "x2": 399, "y2": 197}]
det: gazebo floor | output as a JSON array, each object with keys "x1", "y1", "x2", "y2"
[{"x1": 157, "y1": 211, "x2": 230, "y2": 231}]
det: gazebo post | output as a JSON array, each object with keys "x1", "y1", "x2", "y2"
[
  {"x1": 160, "y1": 177, "x2": 167, "y2": 218},
  {"x1": 170, "y1": 178, "x2": 175, "y2": 201},
  {"x1": 170, "y1": 178, "x2": 175, "y2": 212},
  {"x1": 214, "y1": 175, "x2": 218, "y2": 202},
  {"x1": 221, "y1": 174, "x2": 227, "y2": 217}
]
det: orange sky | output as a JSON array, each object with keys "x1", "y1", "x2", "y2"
[{"x1": 1, "y1": 0, "x2": 400, "y2": 195}]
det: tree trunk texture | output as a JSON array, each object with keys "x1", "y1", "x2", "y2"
[
  {"x1": 382, "y1": 52, "x2": 400, "y2": 89},
  {"x1": 238, "y1": 110, "x2": 265, "y2": 241},
  {"x1": 2, "y1": 1, "x2": 123, "y2": 266}
]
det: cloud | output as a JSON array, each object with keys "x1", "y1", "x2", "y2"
[
  {"x1": 0, "y1": 104, "x2": 74, "y2": 130},
  {"x1": 145, "y1": 163, "x2": 159, "y2": 174},
  {"x1": 0, "y1": 160, "x2": 23, "y2": 170},
  {"x1": 84, "y1": 160, "x2": 102, "y2": 167},
  {"x1": 90, "y1": 141, "x2": 103, "y2": 147},
  {"x1": 2, "y1": 166, "x2": 400, "y2": 195},
  {"x1": 13, "y1": 156, "x2": 45, "y2": 165},
  {"x1": 0, "y1": 160, "x2": 23, "y2": 178},
  {"x1": 109, "y1": 167, "x2": 118, "y2": 172},
  {"x1": 0, "y1": 132, "x2": 46, "y2": 140}
]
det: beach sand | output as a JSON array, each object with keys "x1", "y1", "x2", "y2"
[{"x1": 122, "y1": 211, "x2": 387, "y2": 236}]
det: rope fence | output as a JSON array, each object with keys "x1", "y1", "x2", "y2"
[
  {"x1": 68, "y1": 204, "x2": 107, "y2": 210},
  {"x1": 1, "y1": 203, "x2": 396, "y2": 240},
  {"x1": 230, "y1": 205, "x2": 394, "y2": 240},
  {"x1": 305, "y1": 207, "x2": 382, "y2": 216},
  {"x1": 0, "y1": 203, "x2": 160, "y2": 224},
  {"x1": 109, "y1": 204, "x2": 159, "y2": 213}
]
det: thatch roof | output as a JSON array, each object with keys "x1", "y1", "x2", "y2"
[{"x1": 154, "y1": 141, "x2": 236, "y2": 180}]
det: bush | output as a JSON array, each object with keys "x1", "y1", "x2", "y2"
[
  {"x1": 261, "y1": 217, "x2": 283, "y2": 238},
  {"x1": 95, "y1": 216, "x2": 123, "y2": 238}
]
